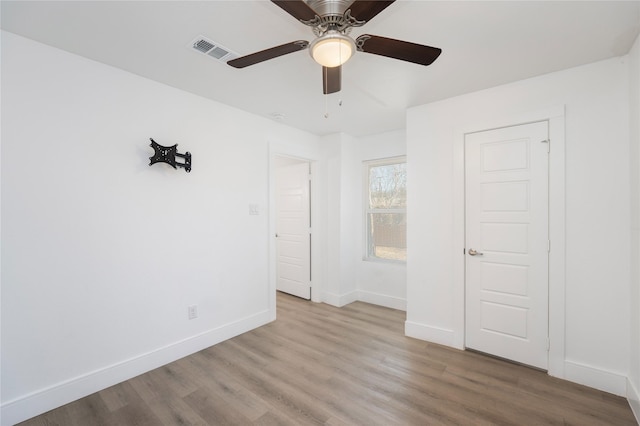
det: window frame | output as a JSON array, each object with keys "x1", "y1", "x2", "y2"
[{"x1": 363, "y1": 156, "x2": 407, "y2": 263}]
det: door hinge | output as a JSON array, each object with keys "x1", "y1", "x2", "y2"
[
  {"x1": 541, "y1": 139, "x2": 550, "y2": 153},
  {"x1": 547, "y1": 240, "x2": 551, "y2": 253},
  {"x1": 546, "y1": 338, "x2": 550, "y2": 351}
]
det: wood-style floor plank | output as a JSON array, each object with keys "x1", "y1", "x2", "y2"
[{"x1": 19, "y1": 292, "x2": 637, "y2": 425}]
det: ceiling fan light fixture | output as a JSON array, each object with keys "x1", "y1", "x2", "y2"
[{"x1": 309, "y1": 32, "x2": 355, "y2": 68}]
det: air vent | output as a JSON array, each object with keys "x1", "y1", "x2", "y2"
[
  {"x1": 188, "y1": 36, "x2": 238, "y2": 63},
  {"x1": 193, "y1": 39, "x2": 215, "y2": 53}
]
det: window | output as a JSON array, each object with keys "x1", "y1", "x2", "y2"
[{"x1": 364, "y1": 157, "x2": 407, "y2": 262}]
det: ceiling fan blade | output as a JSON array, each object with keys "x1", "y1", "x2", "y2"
[
  {"x1": 228, "y1": 41, "x2": 309, "y2": 69},
  {"x1": 323, "y1": 66, "x2": 341, "y2": 94},
  {"x1": 347, "y1": 1, "x2": 395, "y2": 23},
  {"x1": 271, "y1": 0, "x2": 318, "y2": 22},
  {"x1": 356, "y1": 34, "x2": 442, "y2": 66}
]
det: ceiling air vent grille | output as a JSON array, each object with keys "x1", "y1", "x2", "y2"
[
  {"x1": 193, "y1": 39, "x2": 215, "y2": 53},
  {"x1": 188, "y1": 36, "x2": 238, "y2": 63}
]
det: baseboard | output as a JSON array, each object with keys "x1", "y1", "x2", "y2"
[
  {"x1": 321, "y1": 291, "x2": 340, "y2": 307},
  {"x1": 322, "y1": 291, "x2": 358, "y2": 307},
  {"x1": 1, "y1": 310, "x2": 271, "y2": 426},
  {"x1": 357, "y1": 290, "x2": 406, "y2": 311},
  {"x1": 404, "y1": 320, "x2": 457, "y2": 348},
  {"x1": 564, "y1": 360, "x2": 627, "y2": 397},
  {"x1": 628, "y1": 378, "x2": 640, "y2": 424}
]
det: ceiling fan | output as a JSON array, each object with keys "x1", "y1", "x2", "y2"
[{"x1": 227, "y1": 0, "x2": 442, "y2": 94}]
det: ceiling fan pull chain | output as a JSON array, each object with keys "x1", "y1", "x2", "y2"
[
  {"x1": 324, "y1": 91, "x2": 329, "y2": 118},
  {"x1": 323, "y1": 66, "x2": 329, "y2": 118}
]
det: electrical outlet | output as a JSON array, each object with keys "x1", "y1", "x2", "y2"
[{"x1": 188, "y1": 305, "x2": 198, "y2": 320}]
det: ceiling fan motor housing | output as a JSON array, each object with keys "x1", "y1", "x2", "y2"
[
  {"x1": 302, "y1": 0, "x2": 363, "y2": 37},
  {"x1": 306, "y1": 0, "x2": 354, "y2": 17}
]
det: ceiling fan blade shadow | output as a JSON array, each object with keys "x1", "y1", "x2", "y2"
[
  {"x1": 228, "y1": 41, "x2": 309, "y2": 69},
  {"x1": 356, "y1": 34, "x2": 442, "y2": 66},
  {"x1": 271, "y1": 0, "x2": 318, "y2": 22},
  {"x1": 323, "y1": 66, "x2": 341, "y2": 94},
  {"x1": 347, "y1": 1, "x2": 395, "y2": 23}
]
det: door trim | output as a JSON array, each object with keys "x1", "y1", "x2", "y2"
[
  {"x1": 268, "y1": 147, "x2": 321, "y2": 321},
  {"x1": 452, "y1": 105, "x2": 566, "y2": 378},
  {"x1": 274, "y1": 159, "x2": 311, "y2": 299}
]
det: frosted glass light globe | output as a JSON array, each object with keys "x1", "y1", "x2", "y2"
[{"x1": 310, "y1": 33, "x2": 355, "y2": 67}]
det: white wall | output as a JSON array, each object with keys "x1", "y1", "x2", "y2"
[
  {"x1": 338, "y1": 133, "x2": 360, "y2": 303},
  {"x1": 319, "y1": 130, "x2": 407, "y2": 310},
  {"x1": 407, "y1": 56, "x2": 631, "y2": 396},
  {"x1": 320, "y1": 132, "x2": 362, "y2": 307},
  {"x1": 0, "y1": 31, "x2": 319, "y2": 425},
  {"x1": 350, "y1": 130, "x2": 407, "y2": 310},
  {"x1": 320, "y1": 133, "x2": 347, "y2": 305},
  {"x1": 628, "y1": 32, "x2": 640, "y2": 420}
]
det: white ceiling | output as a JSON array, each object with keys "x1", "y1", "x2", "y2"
[{"x1": 2, "y1": 1, "x2": 639, "y2": 137}]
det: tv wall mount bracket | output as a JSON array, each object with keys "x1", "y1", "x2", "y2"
[{"x1": 148, "y1": 138, "x2": 191, "y2": 173}]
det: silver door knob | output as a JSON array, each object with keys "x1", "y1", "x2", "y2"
[{"x1": 468, "y1": 248, "x2": 483, "y2": 256}]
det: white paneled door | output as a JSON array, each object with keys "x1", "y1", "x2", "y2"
[
  {"x1": 465, "y1": 121, "x2": 549, "y2": 370},
  {"x1": 275, "y1": 161, "x2": 311, "y2": 300}
]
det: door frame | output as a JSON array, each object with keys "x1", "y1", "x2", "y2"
[
  {"x1": 452, "y1": 105, "x2": 566, "y2": 378},
  {"x1": 268, "y1": 145, "x2": 322, "y2": 321},
  {"x1": 274, "y1": 157, "x2": 312, "y2": 300}
]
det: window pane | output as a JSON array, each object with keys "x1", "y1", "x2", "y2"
[
  {"x1": 369, "y1": 163, "x2": 407, "y2": 209},
  {"x1": 367, "y1": 213, "x2": 407, "y2": 261}
]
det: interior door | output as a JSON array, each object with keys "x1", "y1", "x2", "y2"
[
  {"x1": 275, "y1": 161, "x2": 311, "y2": 299},
  {"x1": 465, "y1": 121, "x2": 549, "y2": 370}
]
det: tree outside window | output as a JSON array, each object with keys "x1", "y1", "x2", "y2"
[{"x1": 365, "y1": 158, "x2": 406, "y2": 262}]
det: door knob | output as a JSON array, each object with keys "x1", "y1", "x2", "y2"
[{"x1": 468, "y1": 248, "x2": 483, "y2": 256}]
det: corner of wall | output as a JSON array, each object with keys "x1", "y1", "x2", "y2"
[
  {"x1": 628, "y1": 30, "x2": 640, "y2": 416},
  {"x1": 563, "y1": 360, "x2": 628, "y2": 397},
  {"x1": 1, "y1": 310, "x2": 271, "y2": 425},
  {"x1": 628, "y1": 377, "x2": 640, "y2": 423},
  {"x1": 357, "y1": 290, "x2": 406, "y2": 311},
  {"x1": 404, "y1": 321, "x2": 460, "y2": 349},
  {"x1": 321, "y1": 290, "x2": 358, "y2": 307}
]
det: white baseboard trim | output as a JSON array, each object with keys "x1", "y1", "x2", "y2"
[
  {"x1": 1, "y1": 310, "x2": 271, "y2": 426},
  {"x1": 357, "y1": 291, "x2": 406, "y2": 311},
  {"x1": 564, "y1": 360, "x2": 627, "y2": 397},
  {"x1": 404, "y1": 320, "x2": 456, "y2": 348},
  {"x1": 628, "y1": 378, "x2": 640, "y2": 424},
  {"x1": 321, "y1": 291, "x2": 341, "y2": 307},
  {"x1": 322, "y1": 291, "x2": 358, "y2": 307}
]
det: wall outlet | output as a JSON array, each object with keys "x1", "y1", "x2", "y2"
[{"x1": 188, "y1": 305, "x2": 198, "y2": 320}]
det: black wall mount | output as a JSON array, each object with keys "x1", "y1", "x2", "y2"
[{"x1": 149, "y1": 138, "x2": 191, "y2": 173}]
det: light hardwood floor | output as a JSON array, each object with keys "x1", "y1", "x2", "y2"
[{"x1": 20, "y1": 292, "x2": 636, "y2": 425}]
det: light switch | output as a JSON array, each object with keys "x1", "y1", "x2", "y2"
[{"x1": 249, "y1": 204, "x2": 260, "y2": 215}]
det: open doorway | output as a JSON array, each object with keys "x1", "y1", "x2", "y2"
[{"x1": 274, "y1": 156, "x2": 311, "y2": 300}]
